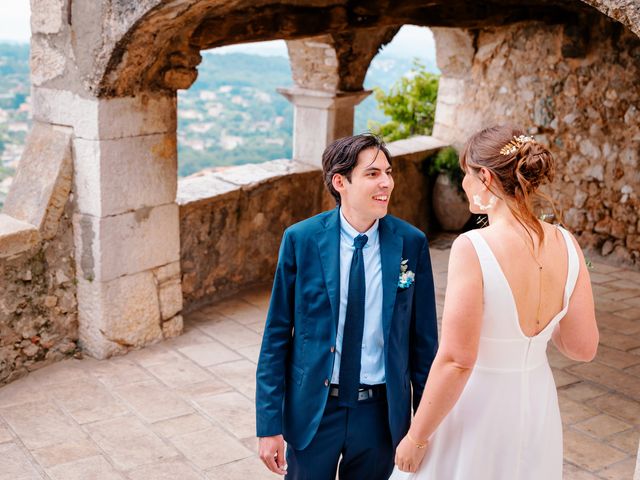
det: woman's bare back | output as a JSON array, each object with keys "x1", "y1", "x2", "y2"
[{"x1": 479, "y1": 221, "x2": 568, "y2": 337}]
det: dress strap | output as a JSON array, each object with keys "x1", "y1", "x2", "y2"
[
  {"x1": 556, "y1": 226, "x2": 580, "y2": 300},
  {"x1": 460, "y1": 230, "x2": 499, "y2": 279}
]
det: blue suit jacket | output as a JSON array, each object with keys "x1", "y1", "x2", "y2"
[{"x1": 256, "y1": 208, "x2": 438, "y2": 450}]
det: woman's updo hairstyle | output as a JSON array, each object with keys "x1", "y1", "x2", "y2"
[{"x1": 460, "y1": 124, "x2": 558, "y2": 245}]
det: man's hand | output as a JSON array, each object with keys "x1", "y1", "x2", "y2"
[{"x1": 258, "y1": 435, "x2": 287, "y2": 475}]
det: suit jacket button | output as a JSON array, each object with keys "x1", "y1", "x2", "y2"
[
  {"x1": 324, "y1": 379, "x2": 329, "y2": 387},
  {"x1": 330, "y1": 346, "x2": 335, "y2": 353}
]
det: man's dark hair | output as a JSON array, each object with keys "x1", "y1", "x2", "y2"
[{"x1": 321, "y1": 133, "x2": 392, "y2": 205}]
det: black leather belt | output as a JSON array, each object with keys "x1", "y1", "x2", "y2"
[{"x1": 329, "y1": 384, "x2": 386, "y2": 401}]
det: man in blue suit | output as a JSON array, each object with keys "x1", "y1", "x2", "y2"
[{"x1": 256, "y1": 134, "x2": 438, "y2": 479}]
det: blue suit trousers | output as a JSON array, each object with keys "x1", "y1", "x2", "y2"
[{"x1": 285, "y1": 392, "x2": 394, "y2": 480}]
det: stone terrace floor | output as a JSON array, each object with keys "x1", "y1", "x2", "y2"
[{"x1": 0, "y1": 245, "x2": 639, "y2": 480}]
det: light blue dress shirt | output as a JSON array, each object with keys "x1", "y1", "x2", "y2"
[{"x1": 330, "y1": 209, "x2": 385, "y2": 385}]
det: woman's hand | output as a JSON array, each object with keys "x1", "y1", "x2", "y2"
[{"x1": 394, "y1": 433, "x2": 429, "y2": 473}]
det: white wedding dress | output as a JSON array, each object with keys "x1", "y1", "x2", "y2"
[{"x1": 390, "y1": 226, "x2": 579, "y2": 480}]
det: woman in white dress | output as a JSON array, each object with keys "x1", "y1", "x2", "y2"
[{"x1": 391, "y1": 125, "x2": 599, "y2": 479}]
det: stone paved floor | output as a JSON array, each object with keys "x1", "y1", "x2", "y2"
[{"x1": 0, "y1": 246, "x2": 639, "y2": 479}]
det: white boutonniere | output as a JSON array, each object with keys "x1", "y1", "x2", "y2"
[{"x1": 398, "y1": 259, "x2": 415, "y2": 289}]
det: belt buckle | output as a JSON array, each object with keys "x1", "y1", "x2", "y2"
[{"x1": 357, "y1": 388, "x2": 372, "y2": 401}]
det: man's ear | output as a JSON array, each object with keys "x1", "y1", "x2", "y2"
[{"x1": 332, "y1": 173, "x2": 345, "y2": 194}]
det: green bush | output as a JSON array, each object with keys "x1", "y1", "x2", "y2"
[
  {"x1": 368, "y1": 60, "x2": 439, "y2": 142},
  {"x1": 428, "y1": 146, "x2": 464, "y2": 191}
]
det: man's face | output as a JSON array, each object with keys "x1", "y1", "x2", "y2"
[{"x1": 334, "y1": 147, "x2": 394, "y2": 222}]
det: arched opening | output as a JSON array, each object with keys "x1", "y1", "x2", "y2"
[
  {"x1": 3, "y1": 0, "x2": 639, "y2": 379},
  {"x1": 177, "y1": 41, "x2": 293, "y2": 176},
  {"x1": 354, "y1": 25, "x2": 438, "y2": 135}
]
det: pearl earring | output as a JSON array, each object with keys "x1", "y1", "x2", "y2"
[{"x1": 473, "y1": 194, "x2": 497, "y2": 211}]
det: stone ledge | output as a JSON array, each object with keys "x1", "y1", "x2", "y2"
[
  {"x1": 0, "y1": 214, "x2": 41, "y2": 259},
  {"x1": 3, "y1": 122, "x2": 73, "y2": 240},
  {"x1": 178, "y1": 138, "x2": 447, "y2": 207},
  {"x1": 387, "y1": 135, "x2": 449, "y2": 161},
  {"x1": 177, "y1": 159, "x2": 317, "y2": 207}
]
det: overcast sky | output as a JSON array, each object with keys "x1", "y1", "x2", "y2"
[{"x1": 0, "y1": 2, "x2": 435, "y2": 60}]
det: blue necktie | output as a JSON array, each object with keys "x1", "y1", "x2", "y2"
[{"x1": 339, "y1": 234, "x2": 368, "y2": 407}]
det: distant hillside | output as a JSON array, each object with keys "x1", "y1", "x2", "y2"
[
  {"x1": 178, "y1": 50, "x2": 435, "y2": 176},
  {"x1": 0, "y1": 43, "x2": 438, "y2": 201}
]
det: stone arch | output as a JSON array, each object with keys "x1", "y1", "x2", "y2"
[
  {"x1": 63, "y1": 0, "x2": 638, "y2": 99},
  {"x1": 15, "y1": 0, "x2": 640, "y2": 363}
]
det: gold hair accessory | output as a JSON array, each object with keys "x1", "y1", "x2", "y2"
[{"x1": 499, "y1": 135, "x2": 535, "y2": 156}]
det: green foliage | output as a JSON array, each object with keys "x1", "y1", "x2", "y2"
[
  {"x1": 368, "y1": 60, "x2": 439, "y2": 142},
  {"x1": 428, "y1": 146, "x2": 464, "y2": 190}
]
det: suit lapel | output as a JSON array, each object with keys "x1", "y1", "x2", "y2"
[
  {"x1": 379, "y1": 217, "x2": 403, "y2": 342},
  {"x1": 317, "y1": 209, "x2": 341, "y2": 331}
]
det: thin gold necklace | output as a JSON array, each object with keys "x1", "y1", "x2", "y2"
[{"x1": 520, "y1": 231, "x2": 543, "y2": 334}]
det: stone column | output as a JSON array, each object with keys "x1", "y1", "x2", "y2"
[
  {"x1": 431, "y1": 28, "x2": 477, "y2": 148},
  {"x1": 282, "y1": 31, "x2": 398, "y2": 168},
  {"x1": 33, "y1": 88, "x2": 184, "y2": 359},
  {"x1": 277, "y1": 87, "x2": 371, "y2": 167}
]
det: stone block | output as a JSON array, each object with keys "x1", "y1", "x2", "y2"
[
  {"x1": 32, "y1": 87, "x2": 176, "y2": 140},
  {"x1": 198, "y1": 320, "x2": 262, "y2": 350},
  {"x1": 3, "y1": 122, "x2": 73, "y2": 239},
  {"x1": 169, "y1": 426, "x2": 252, "y2": 469},
  {"x1": 0, "y1": 443, "x2": 42, "y2": 479},
  {"x1": 431, "y1": 27, "x2": 474, "y2": 77},
  {"x1": 77, "y1": 271, "x2": 162, "y2": 359},
  {"x1": 153, "y1": 261, "x2": 181, "y2": 283},
  {"x1": 158, "y1": 279, "x2": 183, "y2": 320},
  {"x1": 0, "y1": 214, "x2": 40, "y2": 259},
  {"x1": 564, "y1": 430, "x2": 627, "y2": 472},
  {"x1": 46, "y1": 455, "x2": 126, "y2": 480},
  {"x1": 31, "y1": 437, "x2": 101, "y2": 469},
  {"x1": 176, "y1": 173, "x2": 238, "y2": 206},
  {"x1": 213, "y1": 159, "x2": 295, "y2": 187},
  {"x1": 73, "y1": 203, "x2": 180, "y2": 282},
  {"x1": 31, "y1": 0, "x2": 64, "y2": 34},
  {"x1": 128, "y1": 460, "x2": 205, "y2": 480},
  {"x1": 85, "y1": 415, "x2": 178, "y2": 470},
  {"x1": 145, "y1": 358, "x2": 211, "y2": 388},
  {"x1": 177, "y1": 341, "x2": 241, "y2": 367},
  {"x1": 437, "y1": 77, "x2": 466, "y2": 105},
  {"x1": 162, "y1": 315, "x2": 183, "y2": 339},
  {"x1": 73, "y1": 133, "x2": 177, "y2": 217},
  {"x1": 387, "y1": 136, "x2": 448, "y2": 162},
  {"x1": 0, "y1": 401, "x2": 85, "y2": 450},
  {"x1": 46, "y1": 379, "x2": 129, "y2": 424},
  {"x1": 113, "y1": 381, "x2": 192, "y2": 423},
  {"x1": 30, "y1": 37, "x2": 66, "y2": 86},
  {"x1": 194, "y1": 392, "x2": 256, "y2": 438},
  {"x1": 150, "y1": 413, "x2": 211, "y2": 439}
]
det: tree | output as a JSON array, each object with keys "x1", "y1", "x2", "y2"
[{"x1": 368, "y1": 60, "x2": 439, "y2": 142}]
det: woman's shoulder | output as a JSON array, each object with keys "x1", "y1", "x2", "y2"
[{"x1": 450, "y1": 233, "x2": 481, "y2": 263}]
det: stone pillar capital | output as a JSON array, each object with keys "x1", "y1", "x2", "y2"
[
  {"x1": 277, "y1": 87, "x2": 371, "y2": 109},
  {"x1": 278, "y1": 87, "x2": 372, "y2": 167}
]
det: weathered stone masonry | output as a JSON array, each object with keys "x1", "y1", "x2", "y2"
[
  {"x1": 433, "y1": 16, "x2": 640, "y2": 266},
  {"x1": 1, "y1": 0, "x2": 639, "y2": 384}
]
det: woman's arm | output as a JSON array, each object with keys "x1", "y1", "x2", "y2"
[
  {"x1": 395, "y1": 235, "x2": 484, "y2": 472},
  {"x1": 551, "y1": 233, "x2": 598, "y2": 362}
]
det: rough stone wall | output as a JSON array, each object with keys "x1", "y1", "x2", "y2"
[
  {"x1": 433, "y1": 18, "x2": 640, "y2": 266},
  {"x1": 0, "y1": 200, "x2": 77, "y2": 385},
  {"x1": 178, "y1": 142, "x2": 442, "y2": 310},
  {"x1": 178, "y1": 162, "x2": 326, "y2": 310}
]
